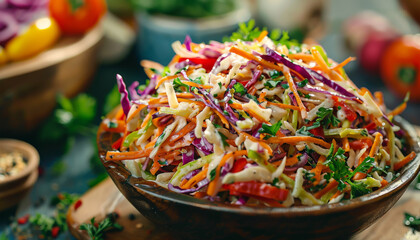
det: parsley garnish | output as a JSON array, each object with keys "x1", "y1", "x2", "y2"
[
  {"x1": 323, "y1": 144, "x2": 376, "y2": 198},
  {"x1": 258, "y1": 121, "x2": 282, "y2": 139},
  {"x1": 315, "y1": 107, "x2": 340, "y2": 128},
  {"x1": 404, "y1": 212, "x2": 420, "y2": 233},
  {"x1": 233, "y1": 82, "x2": 247, "y2": 96},
  {"x1": 80, "y1": 217, "x2": 122, "y2": 240},
  {"x1": 209, "y1": 168, "x2": 217, "y2": 181},
  {"x1": 219, "y1": 132, "x2": 229, "y2": 147},
  {"x1": 173, "y1": 78, "x2": 189, "y2": 92},
  {"x1": 297, "y1": 79, "x2": 309, "y2": 88}
]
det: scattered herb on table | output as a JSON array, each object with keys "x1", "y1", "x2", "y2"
[
  {"x1": 80, "y1": 217, "x2": 122, "y2": 240},
  {"x1": 404, "y1": 212, "x2": 420, "y2": 233}
]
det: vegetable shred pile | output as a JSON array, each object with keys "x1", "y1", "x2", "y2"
[{"x1": 104, "y1": 23, "x2": 416, "y2": 207}]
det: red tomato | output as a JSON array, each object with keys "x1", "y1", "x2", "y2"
[
  {"x1": 332, "y1": 96, "x2": 357, "y2": 121},
  {"x1": 49, "y1": 0, "x2": 107, "y2": 35},
  {"x1": 178, "y1": 57, "x2": 217, "y2": 72},
  {"x1": 349, "y1": 138, "x2": 373, "y2": 150},
  {"x1": 309, "y1": 126, "x2": 325, "y2": 138},
  {"x1": 226, "y1": 181, "x2": 289, "y2": 201},
  {"x1": 381, "y1": 35, "x2": 420, "y2": 101},
  {"x1": 231, "y1": 158, "x2": 248, "y2": 173}
]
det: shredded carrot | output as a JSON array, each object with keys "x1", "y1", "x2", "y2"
[
  {"x1": 331, "y1": 57, "x2": 356, "y2": 71},
  {"x1": 214, "y1": 109, "x2": 230, "y2": 128},
  {"x1": 150, "y1": 160, "x2": 160, "y2": 175},
  {"x1": 115, "y1": 107, "x2": 125, "y2": 121},
  {"x1": 353, "y1": 152, "x2": 369, "y2": 180},
  {"x1": 311, "y1": 47, "x2": 330, "y2": 74},
  {"x1": 166, "y1": 121, "x2": 196, "y2": 144},
  {"x1": 329, "y1": 190, "x2": 342, "y2": 201},
  {"x1": 394, "y1": 151, "x2": 416, "y2": 171},
  {"x1": 158, "y1": 92, "x2": 196, "y2": 98},
  {"x1": 343, "y1": 137, "x2": 350, "y2": 152},
  {"x1": 258, "y1": 92, "x2": 267, "y2": 103},
  {"x1": 106, "y1": 148, "x2": 153, "y2": 161},
  {"x1": 180, "y1": 80, "x2": 213, "y2": 89},
  {"x1": 179, "y1": 178, "x2": 188, "y2": 188},
  {"x1": 388, "y1": 102, "x2": 407, "y2": 118},
  {"x1": 283, "y1": 68, "x2": 307, "y2": 118},
  {"x1": 272, "y1": 154, "x2": 301, "y2": 167},
  {"x1": 380, "y1": 177, "x2": 388, "y2": 188},
  {"x1": 126, "y1": 104, "x2": 146, "y2": 122},
  {"x1": 207, "y1": 152, "x2": 234, "y2": 196},
  {"x1": 233, "y1": 150, "x2": 248, "y2": 158},
  {"x1": 229, "y1": 102, "x2": 243, "y2": 110},
  {"x1": 237, "y1": 129, "x2": 273, "y2": 155},
  {"x1": 141, "y1": 109, "x2": 156, "y2": 128},
  {"x1": 374, "y1": 91, "x2": 384, "y2": 107},
  {"x1": 310, "y1": 155, "x2": 326, "y2": 185},
  {"x1": 256, "y1": 30, "x2": 268, "y2": 42},
  {"x1": 267, "y1": 136, "x2": 330, "y2": 149},
  {"x1": 314, "y1": 180, "x2": 338, "y2": 199},
  {"x1": 155, "y1": 67, "x2": 195, "y2": 89},
  {"x1": 288, "y1": 53, "x2": 315, "y2": 62},
  {"x1": 369, "y1": 133, "x2": 383, "y2": 157},
  {"x1": 267, "y1": 101, "x2": 301, "y2": 111},
  {"x1": 182, "y1": 164, "x2": 209, "y2": 189}
]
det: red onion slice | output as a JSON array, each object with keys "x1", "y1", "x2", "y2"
[{"x1": 0, "y1": 11, "x2": 18, "y2": 46}]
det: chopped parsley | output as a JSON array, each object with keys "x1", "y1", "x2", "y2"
[
  {"x1": 233, "y1": 82, "x2": 247, "y2": 96},
  {"x1": 296, "y1": 79, "x2": 309, "y2": 88},
  {"x1": 258, "y1": 121, "x2": 282, "y2": 139},
  {"x1": 315, "y1": 107, "x2": 340, "y2": 128},
  {"x1": 80, "y1": 217, "x2": 122, "y2": 240},
  {"x1": 218, "y1": 132, "x2": 229, "y2": 147},
  {"x1": 323, "y1": 144, "x2": 376, "y2": 198},
  {"x1": 173, "y1": 78, "x2": 189, "y2": 92},
  {"x1": 209, "y1": 168, "x2": 217, "y2": 181}
]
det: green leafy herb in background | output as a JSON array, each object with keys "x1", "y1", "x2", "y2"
[
  {"x1": 405, "y1": 212, "x2": 420, "y2": 233},
  {"x1": 80, "y1": 217, "x2": 122, "y2": 240},
  {"x1": 223, "y1": 19, "x2": 299, "y2": 48}
]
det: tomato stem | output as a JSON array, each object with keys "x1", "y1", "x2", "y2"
[
  {"x1": 68, "y1": 0, "x2": 85, "y2": 12},
  {"x1": 398, "y1": 66, "x2": 417, "y2": 84}
]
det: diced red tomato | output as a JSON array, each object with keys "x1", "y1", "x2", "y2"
[
  {"x1": 74, "y1": 199, "x2": 83, "y2": 211},
  {"x1": 349, "y1": 138, "x2": 373, "y2": 150},
  {"x1": 111, "y1": 137, "x2": 124, "y2": 150},
  {"x1": 231, "y1": 158, "x2": 248, "y2": 173},
  {"x1": 332, "y1": 96, "x2": 357, "y2": 121},
  {"x1": 178, "y1": 57, "x2": 217, "y2": 72},
  {"x1": 51, "y1": 226, "x2": 60, "y2": 238},
  {"x1": 309, "y1": 126, "x2": 325, "y2": 138},
  {"x1": 17, "y1": 214, "x2": 30, "y2": 224},
  {"x1": 365, "y1": 122, "x2": 377, "y2": 131},
  {"x1": 225, "y1": 181, "x2": 289, "y2": 201}
]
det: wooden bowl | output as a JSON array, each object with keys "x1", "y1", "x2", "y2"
[
  {"x1": 0, "y1": 139, "x2": 39, "y2": 211},
  {"x1": 0, "y1": 25, "x2": 103, "y2": 134},
  {"x1": 97, "y1": 112, "x2": 420, "y2": 240}
]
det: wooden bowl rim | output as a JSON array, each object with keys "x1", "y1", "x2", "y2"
[
  {"x1": 99, "y1": 112, "x2": 420, "y2": 217},
  {"x1": 0, "y1": 170, "x2": 38, "y2": 198},
  {"x1": 0, "y1": 138, "x2": 39, "y2": 188}
]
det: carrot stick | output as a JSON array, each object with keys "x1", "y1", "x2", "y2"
[
  {"x1": 283, "y1": 68, "x2": 307, "y2": 118},
  {"x1": 207, "y1": 152, "x2": 234, "y2": 196},
  {"x1": 256, "y1": 30, "x2": 268, "y2": 42},
  {"x1": 380, "y1": 177, "x2": 388, "y2": 188},
  {"x1": 311, "y1": 47, "x2": 330, "y2": 74},
  {"x1": 343, "y1": 137, "x2": 350, "y2": 152},
  {"x1": 314, "y1": 179, "x2": 338, "y2": 199},
  {"x1": 369, "y1": 133, "x2": 383, "y2": 157},
  {"x1": 150, "y1": 159, "x2": 160, "y2": 175},
  {"x1": 158, "y1": 92, "x2": 196, "y2": 98},
  {"x1": 394, "y1": 151, "x2": 416, "y2": 171},
  {"x1": 331, "y1": 57, "x2": 355, "y2": 71},
  {"x1": 155, "y1": 68, "x2": 195, "y2": 89},
  {"x1": 388, "y1": 102, "x2": 407, "y2": 117},
  {"x1": 267, "y1": 101, "x2": 301, "y2": 111},
  {"x1": 115, "y1": 107, "x2": 125, "y2": 121},
  {"x1": 267, "y1": 136, "x2": 330, "y2": 149},
  {"x1": 233, "y1": 150, "x2": 248, "y2": 158}
]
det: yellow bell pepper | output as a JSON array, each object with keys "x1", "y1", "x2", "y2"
[
  {"x1": 0, "y1": 47, "x2": 7, "y2": 65},
  {"x1": 5, "y1": 17, "x2": 60, "y2": 61}
]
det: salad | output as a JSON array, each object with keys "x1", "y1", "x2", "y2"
[{"x1": 103, "y1": 23, "x2": 416, "y2": 207}]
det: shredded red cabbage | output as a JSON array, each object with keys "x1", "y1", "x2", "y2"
[
  {"x1": 116, "y1": 74, "x2": 131, "y2": 117},
  {"x1": 0, "y1": 12, "x2": 18, "y2": 46},
  {"x1": 210, "y1": 53, "x2": 231, "y2": 74},
  {"x1": 182, "y1": 146, "x2": 195, "y2": 164},
  {"x1": 192, "y1": 135, "x2": 213, "y2": 155},
  {"x1": 198, "y1": 47, "x2": 222, "y2": 58},
  {"x1": 244, "y1": 69, "x2": 262, "y2": 89},
  {"x1": 168, "y1": 178, "x2": 209, "y2": 194},
  {"x1": 128, "y1": 81, "x2": 141, "y2": 100},
  {"x1": 284, "y1": 153, "x2": 309, "y2": 172},
  {"x1": 184, "y1": 35, "x2": 192, "y2": 51},
  {"x1": 138, "y1": 74, "x2": 157, "y2": 97}
]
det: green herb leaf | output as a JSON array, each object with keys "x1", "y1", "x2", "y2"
[
  {"x1": 258, "y1": 121, "x2": 282, "y2": 137},
  {"x1": 173, "y1": 78, "x2": 189, "y2": 92},
  {"x1": 219, "y1": 132, "x2": 229, "y2": 147},
  {"x1": 233, "y1": 82, "x2": 247, "y2": 96},
  {"x1": 404, "y1": 212, "x2": 420, "y2": 232},
  {"x1": 209, "y1": 168, "x2": 217, "y2": 181},
  {"x1": 297, "y1": 79, "x2": 309, "y2": 88},
  {"x1": 80, "y1": 217, "x2": 122, "y2": 240},
  {"x1": 315, "y1": 107, "x2": 340, "y2": 128}
]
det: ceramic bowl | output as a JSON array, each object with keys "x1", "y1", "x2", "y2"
[
  {"x1": 0, "y1": 139, "x2": 39, "y2": 211},
  {"x1": 0, "y1": 26, "x2": 103, "y2": 134},
  {"x1": 97, "y1": 111, "x2": 420, "y2": 240}
]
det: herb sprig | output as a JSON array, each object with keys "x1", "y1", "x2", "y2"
[{"x1": 80, "y1": 217, "x2": 122, "y2": 240}]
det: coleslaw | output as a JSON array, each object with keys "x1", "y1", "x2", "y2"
[{"x1": 103, "y1": 26, "x2": 416, "y2": 207}]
